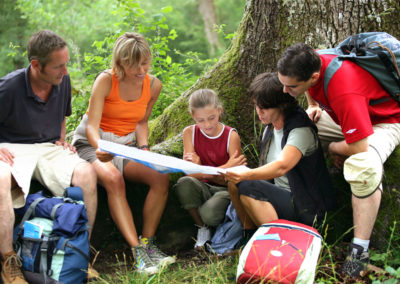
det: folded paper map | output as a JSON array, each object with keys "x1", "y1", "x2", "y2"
[{"x1": 98, "y1": 140, "x2": 249, "y2": 175}]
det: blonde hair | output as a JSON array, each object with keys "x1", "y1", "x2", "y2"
[
  {"x1": 189, "y1": 89, "x2": 223, "y2": 114},
  {"x1": 111, "y1": 32, "x2": 152, "y2": 79}
]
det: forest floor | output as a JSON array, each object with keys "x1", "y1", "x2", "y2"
[{"x1": 90, "y1": 241, "x2": 392, "y2": 284}]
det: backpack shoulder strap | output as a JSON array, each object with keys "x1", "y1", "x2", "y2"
[
  {"x1": 317, "y1": 50, "x2": 345, "y2": 100},
  {"x1": 322, "y1": 57, "x2": 343, "y2": 100},
  {"x1": 18, "y1": 197, "x2": 46, "y2": 231}
]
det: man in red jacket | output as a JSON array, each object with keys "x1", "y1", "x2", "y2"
[{"x1": 277, "y1": 42, "x2": 400, "y2": 278}]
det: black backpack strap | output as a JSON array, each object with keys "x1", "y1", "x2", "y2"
[{"x1": 45, "y1": 238, "x2": 58, "y2": 277}]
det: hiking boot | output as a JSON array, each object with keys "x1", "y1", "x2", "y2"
[
  {"x1": 140, "y1": 236, "x2": 176, "y2": 267},
  {"x1": 342, "y1": 243, "x2": 369, "y2": 277},
  {"x1": 132, "y1": 245, "x2": 159, "y2": 275},
  {"x1": 1, "y1": 251, "x2": 28, "y2": 284},
  {"x1": 194, "y1": 225, "x2": 211, "y2": 249}
]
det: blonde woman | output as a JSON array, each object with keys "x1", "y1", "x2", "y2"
[{"x1": 73, "y1": 32, "x2": 174, "y2": 274}]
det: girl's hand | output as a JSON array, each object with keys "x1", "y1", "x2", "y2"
[
  {"x1": 183, "y1": 152, "x2": 201, "y2": 164},
  {"x1": 225, "y1": 150, "x2": 247, "y2": 168},
  {"x1": 96, "y1": 148, "x2": 114, "y2": 162}
]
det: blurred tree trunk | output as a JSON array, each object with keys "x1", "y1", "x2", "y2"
[
  {"x1": 149, "y1": 0, "x2": 400, "y2": 250},
  {"x1": 197, "y1": 0, "x2": 223, "y2": 56}
]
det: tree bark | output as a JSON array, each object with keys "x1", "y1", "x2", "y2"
[{"x1": 197, "y1": 0, "x2": 223, "y2": 56}]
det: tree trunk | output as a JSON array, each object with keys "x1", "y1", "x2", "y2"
[
  {"x1": 149, "y1": 0, "x2": 400, "y2": 250},
  {"x1": 197, "y1": 0, "x2": 223, "y2": 56}
]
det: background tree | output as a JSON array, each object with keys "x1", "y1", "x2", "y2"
[
  {"x1": 149, "y1": 0, "x2": 400, "y2": 252},
  {"x1": 197, "y1": 0, "x2": 223, "y2": 55}
]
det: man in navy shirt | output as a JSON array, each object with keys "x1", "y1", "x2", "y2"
[{"x1": 0, "y1": 30, "x2": 97, "y2": 284}]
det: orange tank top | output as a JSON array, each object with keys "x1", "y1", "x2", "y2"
[{"x1": 99, "y1": 73, "x2": 151, "y2": 136}]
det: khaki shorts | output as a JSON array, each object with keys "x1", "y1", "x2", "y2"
[
  {"x1": 0, "y1": 142, "x2": 85, "y2": 208},
  {"x1": 72, "y1": 114, "x2": 136, "y2": 173},
  {"x1": 317, "y1": 110, "x2": 400, "y2": 163},
  {"x1": 316, "y1": 111, "x2": 400, "y2": 191}
]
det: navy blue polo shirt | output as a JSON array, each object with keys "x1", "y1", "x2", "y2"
[{"x1": 0, "y1": 65, "x2": 72, "y2": 143}]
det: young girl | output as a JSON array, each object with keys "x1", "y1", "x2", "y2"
[
  {"x1": 174, "y1": 89, "x2": 247, "y2": 248},
  {"x1": 72, "y1": 32, "x2": 174, "y2": 274}
]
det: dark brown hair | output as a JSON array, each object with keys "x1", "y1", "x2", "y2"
[
  {"x1": 249, "y1": 72, "x2": 298, "y2": 117},
  {"x1": 27, "y1": 30, "x2": 67, "y2": 68}
]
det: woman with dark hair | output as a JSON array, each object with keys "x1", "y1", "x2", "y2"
[{"x1": 223, "y1": 72, "x2": 335, "y2": 240}]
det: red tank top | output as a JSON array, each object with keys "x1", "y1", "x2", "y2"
[{"x1": 193, "y1": 124, "x2": 234, "y2": 167}]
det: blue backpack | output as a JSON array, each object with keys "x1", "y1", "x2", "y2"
[
  {"x1": 207, "y1": 202, "x2": 243, "y2": 255},
  {"x1": 13, "y1": 187, "x2": 90, "y2": 284},
  {"x1": 317, "y1": 32, "x2": 400, "y2": 105}
]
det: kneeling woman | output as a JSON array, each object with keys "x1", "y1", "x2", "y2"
[{"x1": 224, "y1": 73, "x2": 335, "y2": 239}]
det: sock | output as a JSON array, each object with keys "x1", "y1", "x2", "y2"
[{"x1": 353, "y1": 237, "x2": 370, "y2": 252}]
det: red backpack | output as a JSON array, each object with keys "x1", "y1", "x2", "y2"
[{"x1": 236, "y1": 219, "x2": 322, "y2": 284}]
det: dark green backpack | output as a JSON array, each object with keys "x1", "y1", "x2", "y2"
[{"x1": 317, "y1": 32, "x2": 400, "y2": 105}]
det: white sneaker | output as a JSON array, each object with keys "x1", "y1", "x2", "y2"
[{"x1": 194, "y1": 226, "x2": 211, "y2": 248}]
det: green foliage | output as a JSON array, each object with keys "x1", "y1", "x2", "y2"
[
  {"x1": 0, "y1": 0, "x2": 29, "y2": 76},
  {"x1": 15, "y1": 0, "x2": 122, "y2": 67},
  {"x1": 1, "y1": 0, "x2": 244, "y2": 135},
  {"x1": 141, "y1": 0, "x2": 244, "y2": 63}
]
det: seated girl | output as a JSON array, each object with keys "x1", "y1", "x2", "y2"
[{"x1": 174, "y1": 89, "x2": 247, "y2": 248}]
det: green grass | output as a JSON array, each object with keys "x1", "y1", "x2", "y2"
[
  {"x1": 88, "y1": 218, "x2": 400, "y2": 284},
  {"x1": 90, "y1": 240, "x2": 400, "y2": 284},
  {"x1": 91, "y1": 251, "x2": 238, "y2": 284}
]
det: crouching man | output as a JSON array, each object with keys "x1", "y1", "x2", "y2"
[{"x1": 277, "y1": 43, "x2": 400, "y2": 277}]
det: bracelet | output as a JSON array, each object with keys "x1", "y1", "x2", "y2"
[{"x1": 138, "y1": 144, "x2": 150, "y2": 150}]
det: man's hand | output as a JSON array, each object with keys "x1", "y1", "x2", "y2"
[
  {"x1": 329, "y1": 151, "x2": 347, "y2": 169},
  {"x1": 0, "y1": 148, "x2": 14, "y2": 166},
  {"x1": 306, "y1": 105, "x2": 322, "y2": 123},
  {"x1": 328, "y1": 139, "x2": 369, "y2": 169},
  {"x1": 55, "y1": 140, "x2": 76, "y2": 153},
  {"x1": 328, "y1": 141, "x2": 347, "y2": 169},
  {"x1": 96, "y1": 148, "x2": 114, "y2": 162}
]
